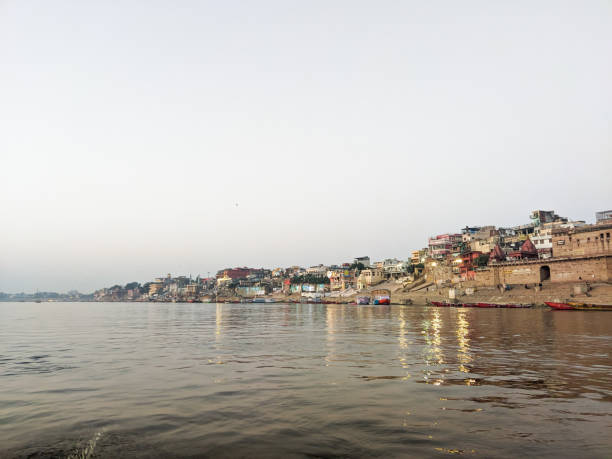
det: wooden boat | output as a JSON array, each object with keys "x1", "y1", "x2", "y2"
[
  {"x1": 545, "y1": 301, "x2": 612, "y2": 311},
  {"x1": 371, "y1": 289, "x2": 391, "y2": 306},
  {"x1": 373, "y1": 298, "x2": 390, "y2": 305},
  {"x1": 477, "y1": 302, "x2": 533, "y2": 308},
  {"x1": 476, "y1": 302, "x2": 497, "y2": 308},
  {"x1": 430, "y1": 301, "x2": 454, "y2": 307},
  {"x1": 430, "y1": 301, "x2": 532, "y2": 308},
  {"x1": 356, "y1": 296, "x2": 371, "y2": 305}
]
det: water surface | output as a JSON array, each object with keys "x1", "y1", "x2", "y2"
[{"x1": 1, "y1": 302, "x2": 611, "y2": 457}]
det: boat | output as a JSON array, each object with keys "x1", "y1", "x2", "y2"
[
  {"x1": 430, "y1": 301, "x2": 454, "y2": 307},
  {"x1": 430, "y1": 301, "x2": 532, "y2": 308},
  {"x1": 356, "y1": 296, "x2": 371, "y2": 305},
  {"x1": 472, "y1": 303, "x2": 532, "y2": 308},
  {"x1": 545, "y1": 301, "x2": 612, "y2": 311},
  {"x1": 371, "y1": 289, "x2": 391, "y2": 305}
]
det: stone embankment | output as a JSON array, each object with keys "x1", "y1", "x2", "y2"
[{"x1": 266, "y1": 281, "x2": 612, "y2": 306}]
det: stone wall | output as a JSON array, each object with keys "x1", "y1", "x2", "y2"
[
  {"x1": 494, "y1": 265, "x2": 541, "y2": 285},
  {"x1": 471, "y1": 269, "x2": 494, "y2": 286},
  {"x1": 550, "y1": 257, "x2": 610, "y2": 283},
  {"x1": 430, "y1": 255, "x2": 612, "y2": 288},
  {"x1": 489, "y1": 256, "x2": 611, "y2": 286},
  {"x1": 552, "y1": 226, "x2": 612, "y2": 257}
]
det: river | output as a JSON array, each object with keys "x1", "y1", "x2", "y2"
[{"x1": 0, "y1": 302, "x2": 610, "y2": 458}]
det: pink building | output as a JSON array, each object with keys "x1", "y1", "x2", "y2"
[{"x1": 428, "y1": 233, "x2": 462, "y2": 259}]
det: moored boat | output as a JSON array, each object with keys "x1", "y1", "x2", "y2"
[
  {"x1": 371, "y1": 289, "x2": 391, "y2": 306},
  {"x1": 356, "y1": 296, "x2": 371, "y2": 305},
  {"x1": 476, "y1": 302, "x2": 497, "y2": 308},
  {"x1": 373, "y1": 297, "x2": 390, "y2": 305},
  {"x1": 546, "y1": 301, "x2": 612, "y2": 311},
  {"x1": 430, "y1": 301, "x2": 453, "y2": 307},
  {"x1": 431, "y1": 301, "x2": 532, "y2": 308}
]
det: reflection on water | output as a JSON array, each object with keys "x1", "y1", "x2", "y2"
[
  {"x1": 0, "y1": 302, "x2": 611, "y2": 458},
  {"x1": 456, "y1": 309, "x2": 472, "y2": 377}
]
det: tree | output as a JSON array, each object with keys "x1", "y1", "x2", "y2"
[
  {"x1": 125, "y1": 282, "x2": 140, "y2": 290},
  {"x1": 291, "y1": 274, "x2": 330, "y2": 285},
  {"x1": 349, "y1": 262, "x2": 365, "y2": 271},
  {"x1": 475, "y1": 254, "x2": 490, "y2": 267}
]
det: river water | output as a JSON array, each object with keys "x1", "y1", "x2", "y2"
[{"x1": 0, "y1": 302, "x2": 610, "y2": 458}]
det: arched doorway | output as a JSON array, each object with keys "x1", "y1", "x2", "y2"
[{"x1": 540, "y1": 265, "x2": 550, "y2": 282}]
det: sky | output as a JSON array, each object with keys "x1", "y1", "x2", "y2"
[{"x1": 1, "y1": 1, "x2": 611, "y2": 293}]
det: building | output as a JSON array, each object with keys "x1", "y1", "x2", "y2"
[
  {"x1": 357, "y1": 268, "x2": 384, "y2": 289},
  {"x1": 148, "y1": 282, "x2": 164, "y2": 296},
  {"x1": 428, "y1": 234, "x2": 462, "y2": 259},
  {"x1": 552, "y1": 222, "x2": 612, "y2": 258},
  {"x1": 306, "y1": 265, "x2": 328, "y2": 276},
  {"x1": 411, "y1": 249, "x2": 428, "y2": 265},
  {"x1": 532, "y1": 220, "x2": 586, "y2": 259},
  {"x1": 530, "y1": 210, "x2": 567, "y2": 227},
  {"x1": 458, "y1": 251, "x2": 483, "y2": 280},
  {"x1": 507, "y1": 238, "x2": 539, "y2": 261},
  {"x1": 382, "y1": 258, "x2": 408, "y2": 278},
  {"x1": 327, "y1": 269, "x2": 355, "y2": 290},
  {"x1": 461, "y1": 226, "x2": 482, "y2": 243},
  {"x1": 596, "y1": 210, "x2": 612, "y2": 223},
  {"x1": 354, "y1": 256, "x2": 370, "y2": 267}
]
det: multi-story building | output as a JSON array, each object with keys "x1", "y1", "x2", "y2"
[
  {"x1": 327, "y1": 269, "x2": 356, "y2": 290},
  {"x1": 552, "y1": 222, "x2": 612, "y2": 258},
  {"x1": 353, "y1": 256, "x2": 370, "y2": 267},
  {"x1": 149, "y1": 282, "x2": 164, "y2": 296},
  {"x1": 411, "y1": 249, "x2": 428, "y2": 265},
  {"x1": 306, "y1": 265, "x2": 328, "y2": 276},
  {"x1": 596, "y1": 210, "x2": 612, "y2": 223},
  {"x1": 428, "y1": 233, "x2": 462, "y2": 259},
  {"x1": 530, "y1": 210, "x2": 568, "y2": 227},
  {"x1": 357, "y1": 268, "x2": 384, "y2": 289}
]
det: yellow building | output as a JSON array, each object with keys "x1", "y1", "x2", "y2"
[{"x1": 357, "y1": 269, "x2": 384, "y2": 289}]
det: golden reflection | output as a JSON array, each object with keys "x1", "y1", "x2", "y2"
[
  {"x1": 431, "y1": 309, "x2": 443, "y2": 365},
  {"x1": 215, "y1": 303, "x2": 223, "y2": 337},
  {"x1": 325, "y1": 305, "x2": 336, "y2": 367},
  {"x1": 456, "y1": 309, "x2": 472, "y2": 375},
  {"x1": 397, "y1": 308, "x2": 411, "y2": 379},
  {"x1": 421, "y1": 310, "x2": 444, "y2": 384}
]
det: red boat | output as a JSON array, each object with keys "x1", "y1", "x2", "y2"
[
  {"x1": 430, "y1": 301, "x2": 459, "y2": 307},
  {"x1": 374, "y1": 298, "x2": 390, "y2": 305},
  {"x1": 545, "y1": 301, "x2": 612, "y2": 311},
  {"x1": 476, "y1": 302, "x2": 533, "y2": 308},
  {"x1": 476, "y1": 302, "x2": 497, "y2": 308}
]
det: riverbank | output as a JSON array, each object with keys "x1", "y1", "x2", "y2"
[{"x1": 261, "y1": 281, "x2": 612, "y2": 306}]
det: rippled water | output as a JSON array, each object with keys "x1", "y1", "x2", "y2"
[{"x1": 0, "y1": 302, "x2": 611, "y2": 458}]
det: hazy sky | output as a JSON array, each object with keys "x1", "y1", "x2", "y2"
[{"x1": 1, "y1": 1, "x2": 611, "y2": 292}]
